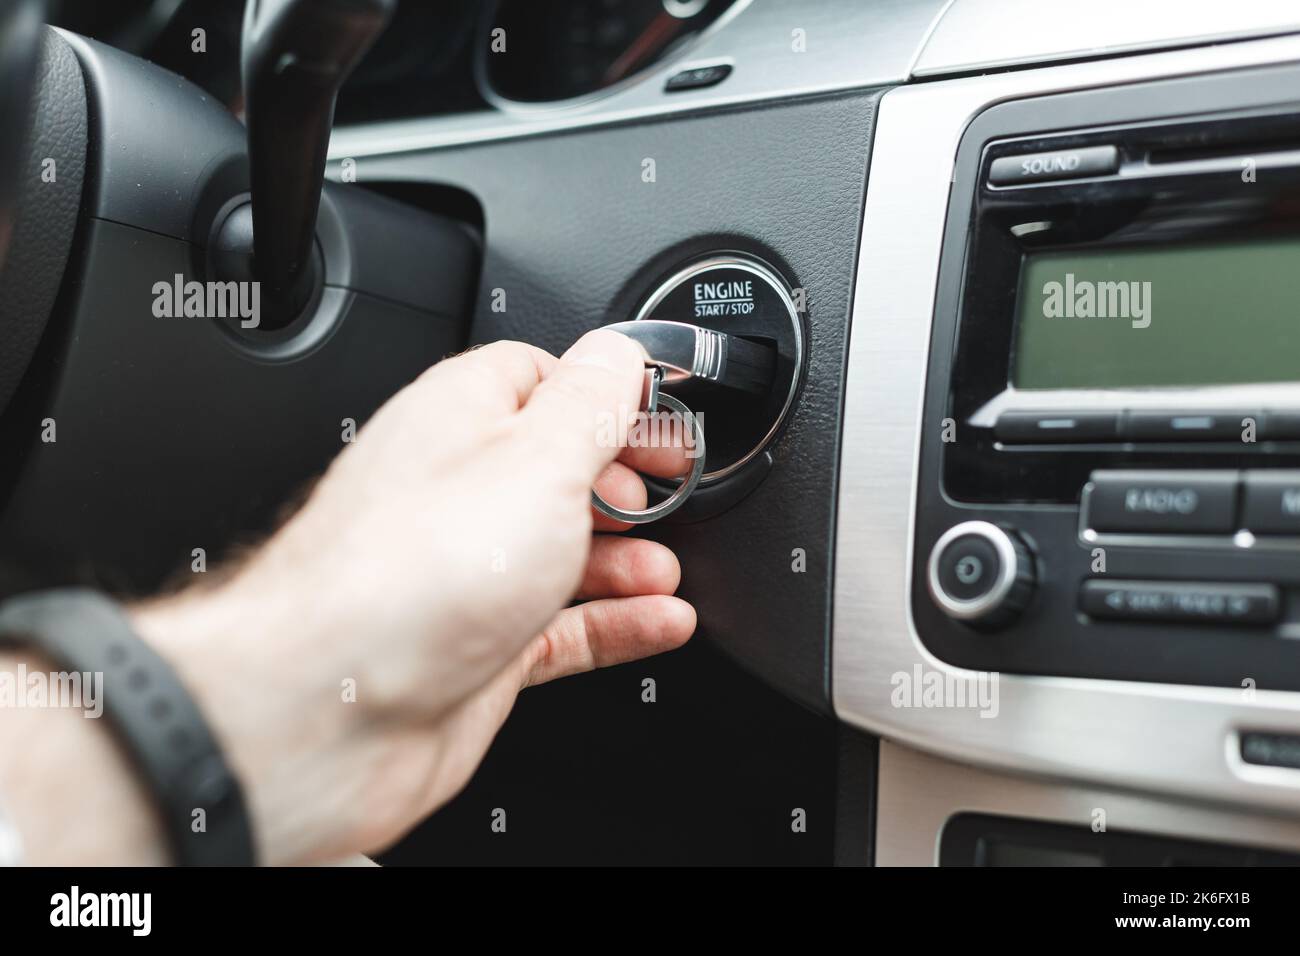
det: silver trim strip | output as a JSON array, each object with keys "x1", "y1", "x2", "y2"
[
  {"x1": 833, "y1": 34, "x2": 1300, "y2": 816},
  {"x1": 903, "y1": 0, "x2": 958, "y2": 78},
  {"x1": 328, "y1": 0, "x2": 950, "y2": 159},
  {"x1": 914, "y1": 0, "x2": 1300, "y2": 78},
  {"x1": 876, "y1": 741, "x2": 1300, "y2": 866}
]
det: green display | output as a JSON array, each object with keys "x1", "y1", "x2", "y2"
[{"x1": 1011, "y1": 238, "x2": 1300, "y2": 389}]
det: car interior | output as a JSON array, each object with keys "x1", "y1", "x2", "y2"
[{"x1": 5, "y1": 0, "x2": 1300, "y2": 872}]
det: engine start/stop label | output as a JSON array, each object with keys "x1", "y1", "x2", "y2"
[{"x1": 693, "y1": 277, "x2": 756, "y2": 318}]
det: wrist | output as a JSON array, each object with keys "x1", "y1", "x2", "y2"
[
  {"x1": 130, "y1": 577, "x2": 363, "y2": 865},
  {"x1": 0, "y1": 647, "x2": 169, "y2": 865}
]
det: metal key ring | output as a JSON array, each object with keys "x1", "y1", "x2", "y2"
[{"x1": 591, "y1": 392, "x2": 706, "y2": 525}]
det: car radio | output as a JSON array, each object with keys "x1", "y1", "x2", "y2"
[{"x1": 912, "y1": 64, "x2": 1300, "y2": 691}]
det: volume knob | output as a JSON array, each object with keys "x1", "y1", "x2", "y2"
[{"x1": 927, "y1": 521, "x2": 1035, "y2": 629}]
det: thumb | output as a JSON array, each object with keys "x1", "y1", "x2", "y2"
[{"x1": 517, "y1": 328, "x2": 646, "y2": 484}]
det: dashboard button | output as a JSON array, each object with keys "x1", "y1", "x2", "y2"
[
  {"x1": 1261, "y1": 412, "x2": 1300, "y2": 440},
  {"x1": 1122, "y1": 411, "x2": 1254, "y2": 441},
  {"x1": 937, "y1": 535, "x2": 1001, "y2": 602},
  {"x1": 995, "y1": 411, "x2": 1118, "y2": 443},
  {"x1": 1240, "y1": 733, "x2": 1300, "y2": 771},
  {"x1": 1080, "y1": 580, "x2": 1278, "y2": 625},
  {"x1": 988, "y1": 145, "x2": 1118, "y2": 186},
  {"x1": 1242, "y1": 471, "x2": 1300, "y2": 534},
  {"x1": 927, "y1": 521, "x2": 1035, "y2": 629},
  {"x1": 1085, "y1": 470, "x2": 1237, "y2": 534},
  {"x1": 664, "y1": 64, "x2": 732, "y2": 92}
]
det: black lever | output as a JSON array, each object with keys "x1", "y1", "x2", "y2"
[{"x1": 241, "y1": 0, "x2": 395, "y2": 323}]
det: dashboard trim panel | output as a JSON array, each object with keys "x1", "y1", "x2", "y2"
[
  {"x1": 328, "y1": 0, "x2": 949, "y2": 159},
  {"x1": 834, "y1": 33, "x2": 1300, "y2": 815},
  {"x1": 914, "y1": 0, "x2": 1300, "y2": 78},
  {"x1": 328, "y1": 1, "x2": 1300, "y2": 162},
  {"x1": 877, "y1": 741, "x2": 1300, "y2": 866}
]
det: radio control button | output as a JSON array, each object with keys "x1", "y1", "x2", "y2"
[
  {"x1": 1261, "y1": 412, "x2": 1300, "y2": 440},
  {"x1": 1122, "y1": 411, "x2": 1255, "y2": 442},
  {"x1": 1080, "y1": 580, "x2": 1278, "y2": 625},
  {"x1": 928, "y1": 522, "x2": 1035, "y2": 629},
  {"x1": 988, "y1": 145, "x2": 1118, "y2": 186},
  {"x1": 995, "y1": 411, "x2": 1118, "y2": 443},
  {"x1": 1085, "y1": 470, "x2": 1238, "y2": 534},
  {"x1": 1242, "y1": 471, "x2": 1300, "y2": 535}
]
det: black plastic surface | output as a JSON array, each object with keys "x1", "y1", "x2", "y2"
[
  {"x1": 58, "y1": 31, "x2": 247, "y2": 244},
  {"x1": 0, "y1": 218, "x2": 467, "y2": 592},
  {"x1": 0, "y1": 31, "x2": 479, "y2": 591},
  {"x1": 832, "y1": 725, "x2": 879, "y2": 867},
  {"x1": 346, "y1": 90, "x2": 881, "y2": 712},
  {"x1": 0, "y1": 30, "x2": 85, "y2": 418},
  {"x1": 0, "y1": 0, "x2": 42, "y2": 261},
  {"x1": 314, "y1": 182, "x2": 482, "y2": 318},
  {"x1": 380, "y1": 637, "x2": 840, "y2": 867},
  {"x1": 913, "y1": 65, "x2": 1300, "y2": 691}
]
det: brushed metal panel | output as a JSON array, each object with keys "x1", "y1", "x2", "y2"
[
  {"x1": 329, "y1": 0, "x2": 949, "y2": 158},
  {"x1": 915, "y1": 0, "x2": 1300, "y2": 77},
  {"x1": 877, "y1": 741, "x2": 1300, "y2": 865},
  {"x1": 835, "y1": 34, "x2": 1300, "y2": 815}
]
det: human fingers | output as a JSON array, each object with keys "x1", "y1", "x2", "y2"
[
  {"x1": 520, "y1": 594, "x2": 696, "y2": 688},
  {"x1": 574, "y1": 535, "x2": 681, "y2": 600}
]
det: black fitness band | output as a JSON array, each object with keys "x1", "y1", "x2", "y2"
[{"x1": 0, "y1": 589, "x2": 256, "y2": 865}]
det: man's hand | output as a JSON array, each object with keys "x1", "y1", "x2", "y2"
[{"x1": 48, "y1": 330, "x2": 694, "y2": 865}]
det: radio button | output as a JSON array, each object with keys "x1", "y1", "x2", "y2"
[
  {"x1": 988, "y1": 145, "x2": 1118, "y2": 186},
  {"x1": 1261, "y1": 412, "x2": 1300, "y2": 440},
  {"x1": 995, "y1": 411, "x2": 1118, "y2": 443},
  {"x1": 1122, "y1": 411, "x2": 1255, "y2": 442},
  {"x1": 1242, "y1": 471, "x2": 1300, "y2": 535},
  {"x1": 1085, "y1": 470, "x2": 1237, "y2": 533},
  {"x1": 1080, "y1": 580, "x2": 1278, "y2": 625}
]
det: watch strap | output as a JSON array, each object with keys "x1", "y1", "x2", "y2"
[{"x1": 0, "y1": 589, "x2": 256, "y2": 865}]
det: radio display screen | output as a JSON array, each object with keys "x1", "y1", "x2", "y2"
[{"x1": 1011, "y1": 238, "x2": 1300, "y2": 389}]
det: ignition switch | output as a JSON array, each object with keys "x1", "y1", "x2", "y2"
[
  {"x1": 629, "y1": 253, "x2": 803, "y2": 483},
  {"x1": 591, "y1": 320, "x2": 777, "y2": 525}
]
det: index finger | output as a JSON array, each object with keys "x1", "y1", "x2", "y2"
[
  {"x1": 517, "y1": 328, "x2": 647, "y2": 484},
  {"x1": 416, "y1": 340, "x2": 560, "y2": 417}
]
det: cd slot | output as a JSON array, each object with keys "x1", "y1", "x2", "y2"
[
  {"x1": 1147, "y1": 140, "x2": 1300, "y2": 164},
  {"x1": 1134, "y1": 145, "x2": 1300, "y2": 179}
]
